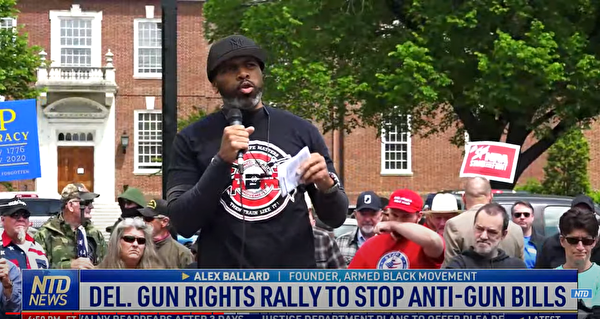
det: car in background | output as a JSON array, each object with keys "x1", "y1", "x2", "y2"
[
  {"x1": 333, "y1": 218, "x2": 357, "y2": 238},
  {"x1": 491, "y1": 193, "x2": 600, "y2": 237}
]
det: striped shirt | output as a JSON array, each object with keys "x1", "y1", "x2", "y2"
[{"x1": 1, "y1": 229, "x2": 49, "y2": 269}]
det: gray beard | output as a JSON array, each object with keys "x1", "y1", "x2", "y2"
[
  {"x1": 222, "y1": 91, "x2": 263, "y2": 111},
  {"x1": 16, "y1": 229, "x2": 26, "y2": 242}
]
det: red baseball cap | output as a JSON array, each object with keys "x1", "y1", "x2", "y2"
[{"x1": 386, "y1": 189, "x2": 423, "y2": 213}]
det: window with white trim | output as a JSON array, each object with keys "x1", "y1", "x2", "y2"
[
  {"x1": 60, "y1": 18, "x2": 92, "y2": 66},
  {"x1": 381, "y1": 117, "x2": 412, "y2": 175},
  {"x1": 50, "y1": 5, "x2": 102, "y2": 67},
  {"x1": 0, "y1": 18, "x2": 15, "y2": 30},
  {"x1": 134, "y1": 19, "x2": 162, "y2": 78},
  {"x1": 134, "y1": 110, "x2": 162, "y2": 173}
]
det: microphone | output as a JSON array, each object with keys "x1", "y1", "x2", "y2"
[{"x1": 226, "y1": 108, "x2": 245, "y2": 169}]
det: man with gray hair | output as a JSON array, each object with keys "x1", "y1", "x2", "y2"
[
  {"x1": 441, "y1": 177, "x2": 524, "y2": 268},
  {"x1": 444, "y1": 203, "x2": 526, "y2": 269}
]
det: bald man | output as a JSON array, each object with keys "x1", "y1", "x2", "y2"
[{"x1": 441, "y1": 177, "x2": 524, "y2": 268}]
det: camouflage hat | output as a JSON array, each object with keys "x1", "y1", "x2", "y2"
[{"x1": 61, "y1": 183, "x2": 99, "y2": 202}]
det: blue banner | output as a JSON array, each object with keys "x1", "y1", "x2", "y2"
[
  {"x1": 0, "y1": 99, "x2": 41, "y2": 181},
  {"x1": 22, "y1": 269, "x2": 579, "y2": 313}
]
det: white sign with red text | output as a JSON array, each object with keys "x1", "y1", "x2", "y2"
[{"x1": 459, "y1": 141, "x2": 521, "y2": 183}]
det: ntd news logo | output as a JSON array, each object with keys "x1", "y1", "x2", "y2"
[
  {"x1": 23, "y1": 270, "x2": 79, "y2": 310},
  {"x1": 571, "y1": 289, "x2": 593, "y2": 299}
]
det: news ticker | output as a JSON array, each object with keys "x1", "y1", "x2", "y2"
[
  {"x1": 23, "y1": 269, "x2": 579, "y2": 312},
  {"x1": 18, "y1": 312, "x2": 578, "y2": 319}
]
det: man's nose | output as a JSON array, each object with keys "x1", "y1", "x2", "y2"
[{"x1": 237, "y1": 68, "x2": 250, "y2": 80}]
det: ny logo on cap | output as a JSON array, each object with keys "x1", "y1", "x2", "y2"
[{"x1": 230, "y1": 37, "x2": 244, "y2": 49}]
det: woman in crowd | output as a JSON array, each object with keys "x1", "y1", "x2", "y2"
[{"x1": 98, "y1": 217, "x2": 164, "y2": 269}]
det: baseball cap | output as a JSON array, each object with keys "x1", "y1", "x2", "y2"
[
  {"x1": 386, "y1": 189, "x2": 423, "y2": 214},
  {"x1": 206, "y1": 35, "x2": 267, "y2": 82},
  {"x1": 0, "y1": 197, "x2": 30, "y2": 217},
  {"x1": 571, "y1": 194, "x2": 595, "y2": 212},
  {"x1": 355, "y1": 191, "x2": 382, "y2": 211},
  {"x1": 138, "y1": 199, "x2": 168, "y2": 218},
  {"x1": 61, "y1": 183, "x2": 99, "y2": 202}
]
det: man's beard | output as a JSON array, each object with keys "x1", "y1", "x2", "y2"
[
  {"x1": 360, "y1": 225, "x2": 374, "y2": 236},
  {"x1": 16, "y1": 228, "x2": 26, "y2": 242},
  {"x1": 219, "y1": 84, "x2": 263, "y2": 111}
]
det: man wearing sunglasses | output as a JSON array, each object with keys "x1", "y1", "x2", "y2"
[
  {"x1": 139, "y1": 199, "x2": 193, "y2": 269},
  {"x1": 0, "y1": 197, "x2": 48, "y2": 269},
  {"x1": 34, "y1": 183, "x2": 107, "y2": 269},
  {"x1": 510, "y1": 201, "x2": 544, "y2": 268}
]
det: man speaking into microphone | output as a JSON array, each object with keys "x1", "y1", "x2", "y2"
[{"x1": 166, "y1": 35, "x2": 348, "y2": 268}]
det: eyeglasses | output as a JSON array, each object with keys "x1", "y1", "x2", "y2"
[
  {"x1": 513, "y1": 212, "x2": 531, "y2": 218},
  {"x1": 121, "y1": 235, "x2": 146, "y2": 245},
  {"x1": 564, "y1": 236, "x2": 595, "y2": 246},
  {"x1": 8, "y1": 211, "x2": 29, "y2": 219}
]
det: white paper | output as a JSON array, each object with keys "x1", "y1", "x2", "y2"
[{"x1": 278, "y1": 146, "x2": 311, "y2": 197}]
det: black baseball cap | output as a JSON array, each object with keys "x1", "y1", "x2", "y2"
[
  {"x1": 138, "y1": 199, "x2": 168, "y2": 218},
  {"x1": 355, "y1": 191, "x2": 383, "y2": 211},
  {"x1": 571, "y1": 194, "x2": 595, "y2": 212},
  {"x1": 206, "y1": 35, "x2": 267, "y2": 82},
  {"x1": 0, "y1": 197, "x2": 30, "y2": 217}
]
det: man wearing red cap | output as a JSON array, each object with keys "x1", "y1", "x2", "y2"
[{"x1": 348, "y1": 189, "x2": 445, "y2": 269}]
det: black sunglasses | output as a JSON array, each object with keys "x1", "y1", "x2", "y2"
[
  {"x1": 564, "y1": 236, "x2": 595, "y2": 246},
  {"x1": 513, "y1": 212, "x2": 531, "y2": 218},
  {"x1": 121, "y1": 235, "x2": 146, "y2": 245},
  {"x1": 8, "y1": 211, "x2": 30, "y2": 219}
]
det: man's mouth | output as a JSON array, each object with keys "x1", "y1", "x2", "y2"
[{"x1": 239, "y1": 81, "x2": 254, "y2": 94}]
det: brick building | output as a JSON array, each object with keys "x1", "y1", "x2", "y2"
[{"x1": 8, "y1": 0, "x2": 600, "y2": 231}]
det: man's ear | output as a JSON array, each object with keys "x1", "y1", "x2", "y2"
[
  {"x1": 501, "y1": 229, "x2": 508, "y2": 239},
  {"x1": 212, "y1": 81, "x2": 219, "y2": 94},
  {"x1": 162, "y1": 217, "x2": 170, "y2": 227}
]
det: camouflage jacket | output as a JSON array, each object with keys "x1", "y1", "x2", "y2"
[{"x1": 33, "y1": 214, "x2": 107, "y2": 269}]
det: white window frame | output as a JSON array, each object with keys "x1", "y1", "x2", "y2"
[
  {"x1": 380, "y1": 116, "x2": 413, "y2": 176},
  {"x1": 134, "y1": 110, "x2": 163, "y2": 175},
  {"x1": 49, "y1": 5, "x2": 102, "y2": 67},
  {"x1": 0, "y1": 17, "x2": 16, "y2": 30},
  {"x1": 133, "y1": 18, "x2": 162, "y2": 79}
]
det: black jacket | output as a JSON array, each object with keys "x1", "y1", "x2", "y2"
[
  {"x1": 535, "y1": 233, "x2": 600, "y2": 269},
  {"x1": 444, "y1": 248, "x2": 527, "y2": 269}
]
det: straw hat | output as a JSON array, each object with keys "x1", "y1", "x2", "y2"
[{"x1": 428, "y1": 193, "x2": 462, "y2": 214}]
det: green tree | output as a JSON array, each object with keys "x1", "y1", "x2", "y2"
[
  {"x1": 541, "y1": 129, "x2": 591, "y2": 196},
  {"x1": 0, "y1": 0, "x2": 43, "y2": 99},
  {"x1": 204, "y1": 0, "x2": 600, "y2": 187}
]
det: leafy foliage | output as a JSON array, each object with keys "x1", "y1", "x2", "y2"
[
  {"x1": 204, "y1": 0, "x2": 600, "y2": 185},
  {"x1": 0, "y1": 0, "x2": 43, "y2": 99},
  {"x1": 177, "y1": 107, "x2": 210, "y2": 131},
  {"x1": 514, "y1": 178, "x2": 544, "y2": 194},
  {"x1": 542, "y1": 129, "x2": 591, "y2": 196}
]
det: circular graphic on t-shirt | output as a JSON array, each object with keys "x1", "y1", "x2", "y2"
[
  {"x1": 220, "y1": 140, "x2": 292, "y2": 222},
  {"x1": 377, "y1": 251, "x2": 410, "y2": 269}
]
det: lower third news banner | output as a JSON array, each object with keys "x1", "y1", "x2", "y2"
[{"x1": 21, "y1": 269, "x2": 579, "y2": 319}]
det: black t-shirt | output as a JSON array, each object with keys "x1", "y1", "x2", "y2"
[{"x1": 168, "y1": 106, "x2": 340, "y2": 268}]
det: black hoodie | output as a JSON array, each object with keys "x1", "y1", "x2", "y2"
[{"x1": 444, "y1": 248, "x2": 527, "y2": 269}]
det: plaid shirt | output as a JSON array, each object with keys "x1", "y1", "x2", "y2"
[
  {"x1": 314, "y1": 227, "x2": 346, "y2": 269},
  {"x1": 335, "y1": 227, "x2": 360, "y2": 266}
]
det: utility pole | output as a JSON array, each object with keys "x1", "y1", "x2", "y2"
[{"x1": 161, "y1": 0, "x2": 177, "y2": 198}]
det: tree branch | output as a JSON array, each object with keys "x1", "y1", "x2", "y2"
[
  {"x1": 514, "y1": 120, "x2": 572, "y2": 182},
  {"x1": 531, "y1": 109, "x2": 556, "y2": 128},
  {"x1": 452, "y1": 104, "x2": 480, "y2": 138}
]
